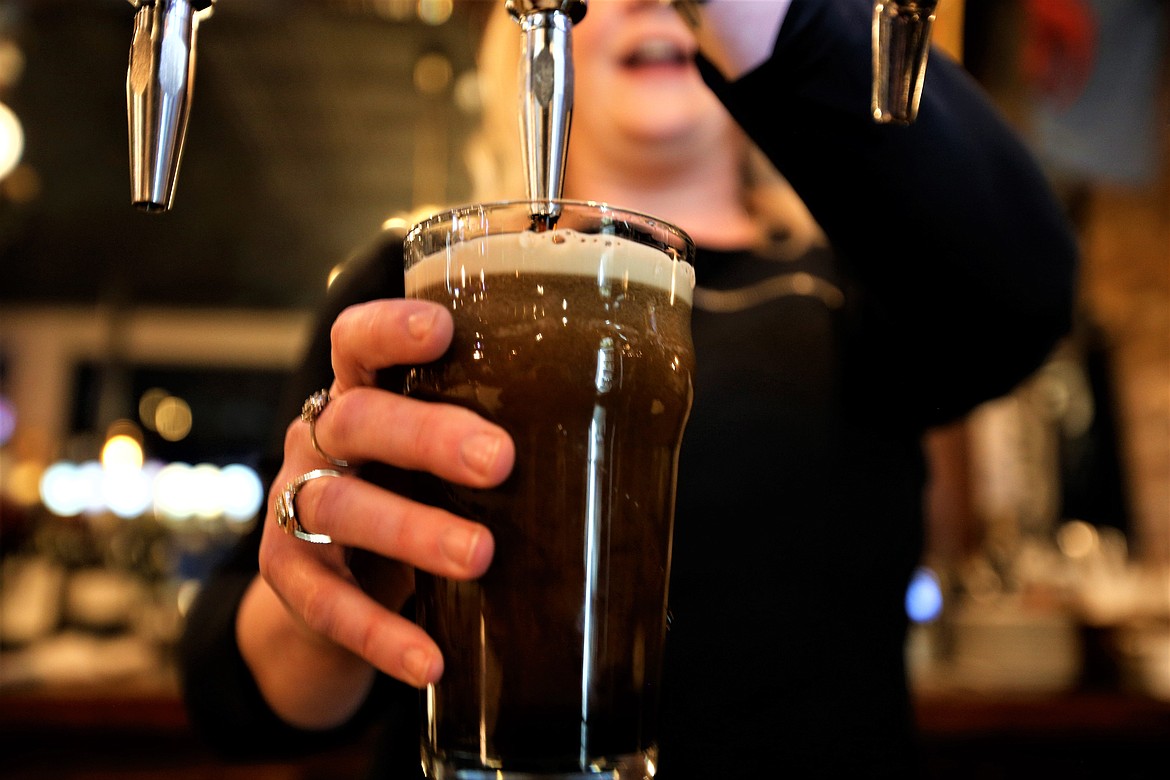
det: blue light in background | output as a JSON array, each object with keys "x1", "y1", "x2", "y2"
[{"x1": 905, "y1": 565, "x2": 943, "y2": 623}]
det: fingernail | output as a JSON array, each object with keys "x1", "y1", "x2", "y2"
[
  {"x1": 460, "y1": 432, "x2": 503, "y2": 477},
  {"x1": 407, "y1": 308, "x2": 438, "y2": 340},
  {"x1": 440, "y1": 526, "x2": 481, "y2": 568},
  {"x1": 403, "y1": 647, "x2": 437, "y2": 686}
]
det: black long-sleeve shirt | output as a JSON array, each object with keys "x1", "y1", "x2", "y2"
[{"x1": 180, "y1": 1, "x2": 1079, "y2": 776}]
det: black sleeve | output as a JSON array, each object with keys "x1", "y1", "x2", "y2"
[
  {"x1": 178, "y1": 230, "x2": 418, "y2": 761},
  {"x1": 700, "y1": 0, "x2": 1080, "y2": 426},
  {"x1": 259, "y1": 228, "x2": 411, "y2": 491}
]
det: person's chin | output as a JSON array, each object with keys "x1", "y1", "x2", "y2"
[{"x1": 627, "y1": 102, "x2": 721, "y2": 140}]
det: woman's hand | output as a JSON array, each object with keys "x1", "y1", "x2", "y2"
[{"x1": 237, "y1": 298, "x2": 514, "y2": 729}]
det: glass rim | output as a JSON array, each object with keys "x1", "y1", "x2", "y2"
[{"x1": 405, "y1": 198, "x2": 695, "y2": 261}]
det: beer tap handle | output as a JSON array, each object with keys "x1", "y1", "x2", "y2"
[
  {"x1": 871, "y1": 0, "x2": 939, "y2": 124},
  {"x1": 505, "y1": 0, "x2": 587, "y2": 223},
  {"x1": 126, "y1": 0, "x2": 215, "y2": 213}
]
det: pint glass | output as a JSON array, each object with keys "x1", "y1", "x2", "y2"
[{"x1": 403, "y1": 200, "x2": 696, "y2": 779}]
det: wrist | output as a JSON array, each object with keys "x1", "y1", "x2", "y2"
[
  {"x1": 237, "y1": 576, "x2": 376, "y2": 729},
  {"x1": 684, "y1": 0, "x2": 792, "y2": 81}
]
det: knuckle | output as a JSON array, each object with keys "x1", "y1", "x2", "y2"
[
  {"x1": 355, "y1": 616, "x2": 385, "y2": 664},
  {"x1": 332, "y1": 303, "x2": 377, "y2": 373},
  {"x1": 257, "y1": 545, "x2": 275, "y2": 581},
  {"x1": 330, "y1": 312, "x2": 352, "y2": 365},
  {"x1": 299, "y1": 473, "x2": 345, "y2": 527},
  {"x1": 282, "y1": 418, "x2": 303, "y2": 453},
  {"x1": 257, "y1": 537, "x2": 290, "y2": 589},
  {"x1": 352, "y1": 301, "x2": 385, "y2": 346},
  {"x1": 377, "y1": 505, "x2": 412, "y2": 555},
  {"x1": 298, "y1": 580, "x2": 339, "y2": 639},
  {"x1": 331, "y1": 302, "x2": 364, "y2": 346},
  {"x1": 322, "y1": 388, "x2": 360, "y2": 446},
  {"x1": 409, "y1": 404, "x2": 445, "y2": 464}
]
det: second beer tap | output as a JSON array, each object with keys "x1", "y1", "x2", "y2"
[{"x1": 505, "y1": 0, "x2": 587, "y2": 224}]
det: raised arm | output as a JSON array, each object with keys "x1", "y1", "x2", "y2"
[{"x1": 696, "y1": 0, "x2": 1079, "y2": 423}]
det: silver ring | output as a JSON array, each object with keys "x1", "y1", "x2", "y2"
[
  {"x1": 274, "y1": 468, "x2": 343, "y2": 544},
  {"x1": 302, "y1": 389, "x2": 350, "y2": 468}
]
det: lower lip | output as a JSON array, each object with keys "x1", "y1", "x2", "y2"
[{"x1": 622, "y1": 60, "x2": 691, "y2": 78}]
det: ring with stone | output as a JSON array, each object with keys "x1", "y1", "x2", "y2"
[
  {"x1": 302, "y1": 389, "x2": 350, "y2": 468},
  {"x1": 274, "y1": 468, "x2": 343, "y2": 544}
]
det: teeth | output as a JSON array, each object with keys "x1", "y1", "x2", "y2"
[{"x1": 632, "y1": 39, "x2": 682, "y2": 64}]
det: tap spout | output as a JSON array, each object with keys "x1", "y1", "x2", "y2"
[
  {"x1": 506, "y1": 0, "x2": 586, "y2": 223},
  {"x1": 126, "y1": 0, "x2": 214, "y2": 213},
  {"x1": 871, "y1": 0, "x2": 939, "y2": 124}
]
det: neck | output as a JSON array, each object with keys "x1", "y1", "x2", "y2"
[{"x1": 564, "y1": 137, "x2": 763, "y2": 251}]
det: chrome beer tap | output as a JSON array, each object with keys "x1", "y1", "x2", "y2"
[
  {"x1": 505, "y1": 0, "x2": 587, "y2": 224},
  {"x1": 871, "y1": 0, "x2": 939, "y2": 124},
  {"x1": 126, "y1": 0, "x2": 215, "y2": 212},
  {"x1": 120, "y1": 0, "x2": 932, "y2": 215}
]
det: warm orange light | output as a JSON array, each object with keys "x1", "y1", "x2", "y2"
[{"x1": 101, "y1": 434, "x2": 144, "y2": 470}]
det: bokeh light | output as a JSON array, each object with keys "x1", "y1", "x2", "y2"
[
  {"x1": 1057, "y1": 519, "x2": 1099, "y2": 560},
  {"x1": 0, "y1": 101, "x2": 25, "y2": 180},
  {"x1": 77, "y1": 461, "x2": 106, "y2": 515},
  {"x1": 220, "y1": 464, "x2": 265, "y2": 522},
  {"x1": 39, "y1": 460, "x2": 104, "y2": 517},
  {"x1": 905, "y1": 566, "x2": 944, "y2": 623},
  {"x1": 102, "y1": 434, "x2": 144, "y2": 471},
  {"x1": 3, "y1": 458, "x2": 44, "y2": 506},
  {"x1": 148, "y1": 461, "x2": 264, "y2": 523},
  {"x1": 417, "y1": 0, "x2": 453, "y2": 25},
  {"x1": 414, "y1": 51, "x2": 453, "y2": 95},
  {"x1": 138, "y1": 388, "x2": 170, "y2": 432},
  {"x1": 27, "y1": 456, "x2": 264, "y2": 523},
  {"x1": 190, "y1": 463, "x2": 225, "y2": 520},
  {"x1": 154, "y1": 395, "x2": 193, "y2": 442},
  {"x1": 103, "y1": 464, "x2": 154, "y2": 519},
  {"x1": 153, "y1": 462, "x2": 197, "y2": 521}
]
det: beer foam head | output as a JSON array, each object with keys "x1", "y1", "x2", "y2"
[{"x1": 406, "y1": 229, "x2": 695, "y2": 305}]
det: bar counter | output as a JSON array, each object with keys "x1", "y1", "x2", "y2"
[{"x1": 2, "y1": 674, "x2": 1168, "y2": 779}]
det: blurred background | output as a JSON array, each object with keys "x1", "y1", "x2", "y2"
[{"x1": 0, "y1": 0, "x2": 1167, "y2": 777}]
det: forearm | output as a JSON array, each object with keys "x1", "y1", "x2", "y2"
[
  {"x1": 180, "y1": 526, "x2": 419, "y2": 759},
  {"x1": 236, "y1": 574, "x2": 377, "y2": 730},
  {"x1": 180, "y1": 547, "x2": 382, "y2": 759},
  {"x1": 724, "y1": 0, "x2": 1074, "y2": 300}
]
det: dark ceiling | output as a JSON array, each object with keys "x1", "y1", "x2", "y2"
[{"x1": 0, "y1": 0, "x2": 483, "y2": 310}]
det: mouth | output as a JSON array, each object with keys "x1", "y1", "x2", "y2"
[{"x1": 621, "y1": 38, "x2": 692, "y2": 68}]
